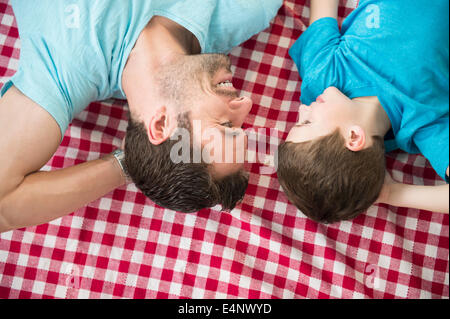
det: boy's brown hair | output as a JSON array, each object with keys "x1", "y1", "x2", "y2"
[{"x1": 277, "y1": 129, "x2": 385, "y2": 224}]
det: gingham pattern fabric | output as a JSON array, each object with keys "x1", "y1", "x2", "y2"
[{"x1": 0, "y1": 0, "x2": 448, "y2": 299}]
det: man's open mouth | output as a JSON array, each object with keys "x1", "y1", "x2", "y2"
[{"x1": 217, "y1": 80, "x2": 234, "y2": 88}]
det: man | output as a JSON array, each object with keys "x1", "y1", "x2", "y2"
[{"x1": 0, "y1": 0, "x2": 283, "y2": 233}]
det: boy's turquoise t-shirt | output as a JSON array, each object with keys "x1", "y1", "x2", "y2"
[
  {"x1": 289, "y1": 0, "x2": 449, "y2": 182},
  {"x1": 1, "y1": 0, "x2": 282, "y2": 139}
]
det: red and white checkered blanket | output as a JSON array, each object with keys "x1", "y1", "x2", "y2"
[{"x1": 0, "y1": 0, "x2": 448, "y2": 299}]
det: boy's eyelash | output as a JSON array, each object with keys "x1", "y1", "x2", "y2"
[{"x1": 297, "y1": 120, "x2": 311, "y2": 126}]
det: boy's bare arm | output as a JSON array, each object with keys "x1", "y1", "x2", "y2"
[
  {"x1": 377, "y1": 172, "x2": 449, "y2": 214},
  {"x1": 309, "y1": 0, "x2": 340, "y2": 25},
  {"x1": 0, "y1": 86, "x2": 126, "y2": 233}
]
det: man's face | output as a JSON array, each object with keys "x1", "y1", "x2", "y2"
[
  {"x1": 286, "y1": 87, "x2": 355, "y2": 144},
  {"x1": 158, "y1": 54, "x2": 252, "y2": 178}
]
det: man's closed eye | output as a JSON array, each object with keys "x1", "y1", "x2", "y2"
[{"x1": 221, "y1": 121, "x2": 233, "y2": 128}]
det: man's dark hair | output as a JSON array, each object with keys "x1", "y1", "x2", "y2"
[
  {"x1": 277, "y1": 129, "x2": 385, "y2": 224},
  {"x1": 124, "y1": 112, "x2": 248, "y2": 213}
]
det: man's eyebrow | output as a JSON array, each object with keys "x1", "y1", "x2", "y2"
[{"x1": 223, "y1": 125, "x2": 242, "y2": 137}]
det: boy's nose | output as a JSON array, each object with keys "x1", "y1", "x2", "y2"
[
  {"x1": 299, "y1": 103, "x2": 311, "y2": 119},
  {"x1": 299, "y1": 103, "x2": 310, "y2": 110}
]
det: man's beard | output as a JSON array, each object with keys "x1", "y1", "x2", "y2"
[{"x1": 155, "y1": 53, "x2": 234, "y2": 104}]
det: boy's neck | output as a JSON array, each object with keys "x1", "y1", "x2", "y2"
[{"x1": 352, "y1": 96, "x2": 392, "y2": 137}]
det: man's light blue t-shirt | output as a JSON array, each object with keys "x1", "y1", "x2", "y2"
[
  {"x1": 289, "y1": 0, "x2": 449, "y2": 182},
  {"x1": 1, "y1": 0, "x2": 282, "y2": 140}
]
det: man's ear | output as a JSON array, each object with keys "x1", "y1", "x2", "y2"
[
  {"x1": 345, "y1": 125, "x2": 366, "y2": 152},
  {"x1": 147, "y1": 106, "x2": 177, "y2": 145}
]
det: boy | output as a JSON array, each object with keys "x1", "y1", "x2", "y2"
[{"x1": 277, "y1": 0, "x2": 449, "y2": 223}]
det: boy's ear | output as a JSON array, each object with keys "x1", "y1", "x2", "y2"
[
  {"x1": 147, "y1": 106, "x2": 177, "y2": 145},
  {"x1": 345, "y1": 125, "x2": 366, "y2": 152}
]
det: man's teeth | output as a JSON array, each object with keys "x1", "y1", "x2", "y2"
[{"x1": 218, "y1": 80, "x2": 233, "y2": 88}]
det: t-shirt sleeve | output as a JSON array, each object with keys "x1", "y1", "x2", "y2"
[
  {"x1": 413, "y1": 116, "x2": 450, "y2": 183},
  {"x1": 204, "y1": 0, "x2": 282, "y2": 53},
  {"x1": 289, "y1": 17, "x2": 343, "y2": 105},
  {"x1": 0, "y1": 36, "x2": 71, "y2": 141},
  {"x1": 156, "y1": 0, "x2": 282, "y2": 54}
]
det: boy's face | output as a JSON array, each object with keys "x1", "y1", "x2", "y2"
[{"x1": 286, "y1": 87, "x2": 355, "y2": 144}]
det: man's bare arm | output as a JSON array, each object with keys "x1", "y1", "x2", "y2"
[
  {"x1": 0, "y1": 86, "x2": 126, "y2": 233},
  {"x1": 0, "y1": 156, "x2": 126, "y2": 232},
  {"x1": 309, "y1": 0, "x2": 340, "y2": 25}
]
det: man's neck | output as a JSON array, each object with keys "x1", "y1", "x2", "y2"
[
  {"x1": 352, "y1": 96, "x2": 392, "y2": 137},
  {"x1": 135, "y1": 16, "x2": 200, "y2": 58},
  {"x1": 121, "y1": 16, "x2": 200, "y2": 120}
]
